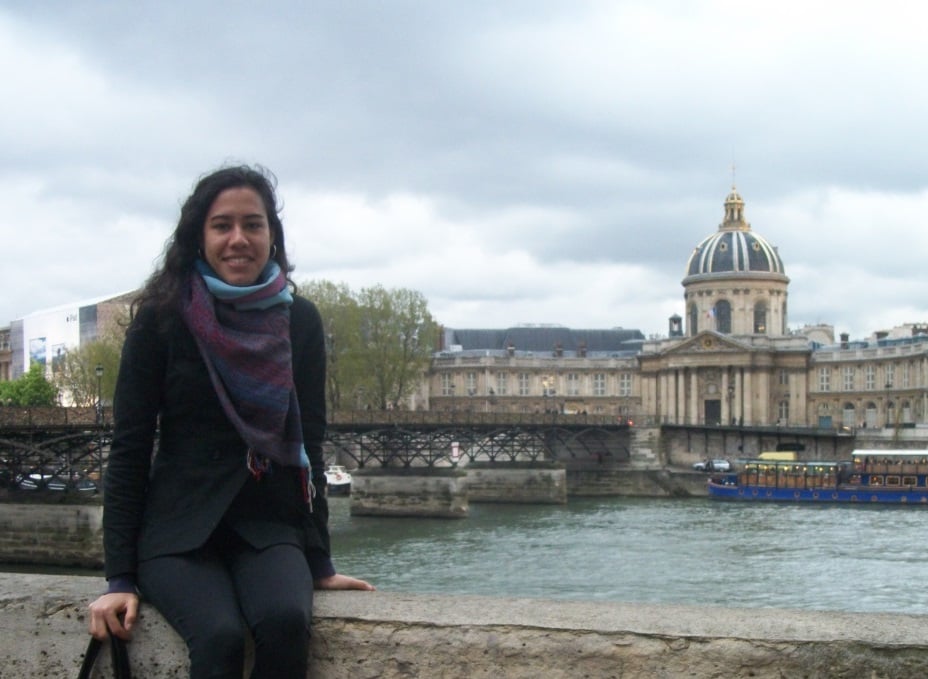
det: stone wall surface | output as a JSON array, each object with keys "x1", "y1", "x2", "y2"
[
  {"x1": 4, "y1": 573, "x2": 928, "y2": 679},
  {"x1": 567, "y1": 468, "x2": 707, "y2": 497},
  {"x1": 465, "y1": 467, "x2": 567, "y2": 503},
  {"x1": 349, "y1": 472, "x2": 468, "y2": 518},
  {"x1": 0, "y1": 503, "x2": 103, "y2": 568}
]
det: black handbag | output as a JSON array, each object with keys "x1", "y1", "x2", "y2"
[{"x1": 77, "y1": 633, "x2": 133, "y2": 679}]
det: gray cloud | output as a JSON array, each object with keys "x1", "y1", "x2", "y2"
[{"x1": 2, "y1": 1, "x2": 927, "y2": 340}]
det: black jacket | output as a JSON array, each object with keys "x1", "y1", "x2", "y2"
[{"x1": 103, "y1": 295, "x2": 329, "y2": 579}]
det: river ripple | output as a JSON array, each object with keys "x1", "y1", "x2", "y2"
[{"x1": 328, "y1": 496, "x2": 928, "y2": 615}]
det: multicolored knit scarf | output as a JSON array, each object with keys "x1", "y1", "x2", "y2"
[{"x1": 181, "y1": 260, "x2": 312, "y2": 503}]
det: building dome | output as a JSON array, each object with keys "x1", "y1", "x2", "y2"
[{"x1": 684, "y1": 187, "x2": 785, "y2": 280}]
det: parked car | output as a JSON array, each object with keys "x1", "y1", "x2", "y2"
[
  {"x1": 693, "y1": 458, "x2": 732, "y2": 472},
  {"x1": 16, "y1": 468, "x2": 96, "y2": 492}
]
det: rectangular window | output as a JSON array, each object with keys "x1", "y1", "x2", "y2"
[
  {"x1": 518, "y1": 373, "x2": 530, "y2": 396},
  {"x1": 843, "y1": 366, "x2": 855, "y2": 391},
  {"x1": 778, "y1": 400, "x2": 789, "y2": 423},
  {"x1": 778, "y1": 369, "x2": 789, "y2": 386},
  {"x1": 865, "y1": 365, "x2": 876, "y2": 391},
  {"x1": 902, "y1": 363, "x2": 910, "y2": 388},
  {"x1": 818, "y1": 367, "x2": 830, "y2": 392},
  {"x1": 593, "y1": 373, "x2": 606, "y2": 396},
  {"x1": 465, "y1": 371, "x2": 477, "y2": 394},
  {"x1": 441, "y1": 373, "x2": 453, "y2": 396},
  {"x1": 885, "y1": 364, "x2": 894, "y2": 388},
  {"x1": 495, "y1": 372, "x2": 508, "y2": 396},
  {"x1": 619, "y1": 373, "x2": 632, "y2": 396},
  {"x1": 566, "y1": 373, "x2": 580, "y2": 396}
]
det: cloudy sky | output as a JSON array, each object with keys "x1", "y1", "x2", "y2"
[{"x1": 3, "y1": 0, "x2": 927, "y2": 340}]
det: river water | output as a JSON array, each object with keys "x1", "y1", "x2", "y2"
[{"x1": 327, "y1": 496, "x2": 928, "y2": 615}]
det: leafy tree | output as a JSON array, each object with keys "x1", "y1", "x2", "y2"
[
  {"x1": 357, "y1": 285, "x2": 438, "y2": 410},
  {"x1": 298, "y1": 280, "x2": 438, "y2": 412},
  {"x1": 53, "y1": 317, "x2": 126, "y2": 408},
  {"x1": 0, "y1": 363, "x2": 59, "y2": 406},
  {"x1": 299, "y1": 280, "x2": 366, "y2": 412}
]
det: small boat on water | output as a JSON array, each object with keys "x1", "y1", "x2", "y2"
[
  {"x1": 324, "y1": 465, "x2": 352, "y2": 496},
  {"x1": 708, "y1": 449, "x2": 928, "y2": 505}
]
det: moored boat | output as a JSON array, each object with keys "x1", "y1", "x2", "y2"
[
  {"x1": 708, "y1": 449, "x2": 928, "y2": 504},
  {"x1": 324, "y1": 464, "x2": 352, "y2": 496}
]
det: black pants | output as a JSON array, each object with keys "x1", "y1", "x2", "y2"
[{"x1": 138, "y1": 527, "x2": 314, "y2": 679}]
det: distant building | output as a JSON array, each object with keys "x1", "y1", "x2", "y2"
[
  {"x1": 0, "y1": 327, "x2": 10, "y2": 382},
  {"x1": 7, "y1": 291, "x2": 136, "y2": 382},
  {"x1": 428, "y1": 188, "x2": 928, "y2": 430},
  {"x1": 428, "y1": 326, "x2": 645, "y2": 416}
]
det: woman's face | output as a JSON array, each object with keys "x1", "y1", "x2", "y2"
[{"x1": 201, "y1": 186, "x2": 274, "y2": 286}]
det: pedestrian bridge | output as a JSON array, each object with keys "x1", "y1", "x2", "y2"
[
  {"x1": 0, "y1": 408, "x2": 632, "y2": 492},
  {"x1": 327, "y1": 411, "x2": 631, "y2": 468}
]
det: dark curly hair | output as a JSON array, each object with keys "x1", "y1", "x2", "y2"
[{"x1": 133, "y1": 164, "x2": 295, "y2": 322}]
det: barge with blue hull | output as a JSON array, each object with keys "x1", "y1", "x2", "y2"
[{"x1": 708, "y1": 449, "x2": 928, "y2": 504}]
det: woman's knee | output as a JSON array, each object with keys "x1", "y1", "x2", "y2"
[
  {"x1": 188, "y1": 619, "x2": 246, "y2": 676},
  {"x1": 252, "y1": 603, "x2": 311, "y2": 643}
]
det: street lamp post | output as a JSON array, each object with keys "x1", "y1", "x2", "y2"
[
  {"x1": 95, "y1": 364, "x2": 104, "y2": 493},
  {"x1": 95, "y1": 364, "x2": 104, "y2": 425},
  {"x1": 542, "y1": 378, "x2": 557, "y2": 422}
]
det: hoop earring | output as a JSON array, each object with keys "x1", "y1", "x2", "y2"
[{"x1": 271, "y1": 244, "x2": 278, "y2": 258}]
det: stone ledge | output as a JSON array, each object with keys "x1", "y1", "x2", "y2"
[{"x1": 3, "y1": 573, "x2": 928, "y2": 678}]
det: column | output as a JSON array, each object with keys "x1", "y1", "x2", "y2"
[
  {"x1": 689, "y1": 369, "x2": 699, "y2": 425},
  {"x1": 742, "y1": 371, "x2": 753, "y2": 425}
]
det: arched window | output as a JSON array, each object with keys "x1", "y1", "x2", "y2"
[
  {"x1": 714, "y1": 300, "x2": 732, "y2": 334},
  {"x1": 688, "y1": 303, "x2": 699, "y2": 336},
  {"x1": 753, "y1": 302, "x2": 767, "y2": 334}
]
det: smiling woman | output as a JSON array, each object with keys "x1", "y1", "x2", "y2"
[
  {"x1": 86, "y1": 165, "x2": 374, "y2": 679},
  {"x1": 201, "y1": 187, "x2": 274, "y2": 287}
]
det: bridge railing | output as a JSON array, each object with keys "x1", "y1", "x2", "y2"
[
  {"x1": 329, "y1": 410, "x2": 625, "y2": 428},
  {"x1": 0, "y1": 406, "x2": 107, "y2": 428},
  {"x1": 0, "y1": 407, "x2": 627, "y2": 429}
]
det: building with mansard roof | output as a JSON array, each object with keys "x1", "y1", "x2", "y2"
[{"x1": 426, "y1": 188, "x2": 928, "y2": 431}]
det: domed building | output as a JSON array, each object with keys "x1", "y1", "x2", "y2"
[
  {"x1": 639, "y1": 188, "x2": 812, "y2": 427},
  {"x1": 682, "y1": 187, "x2": 789, "y2": 337},
  {"x1": 424, "y1": 185, "x2": 928, "y2": 438}
]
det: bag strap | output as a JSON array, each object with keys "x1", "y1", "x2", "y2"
[
  {"x1": 77, "y1": 633, "x2": 132, "y2": 679},
  {"x1": 77, "y1": 637, "x2": 102, "y2": 679},
  {"x1": 110, "y1": 633, "x2": 133, "y2": 679}
]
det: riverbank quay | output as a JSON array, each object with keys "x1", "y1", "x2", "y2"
[
  {"x1": 5, "y1": 573, "x2": 928, "y2": 679},
  {"x1": 0, "y1": 466, "x2": 707, "y2": 569}
]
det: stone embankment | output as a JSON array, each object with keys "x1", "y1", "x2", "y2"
[{"x1": 4, "y1": 572, "x2": 928, "y2": 678}]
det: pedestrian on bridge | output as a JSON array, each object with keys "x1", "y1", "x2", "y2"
[{"x1": 88, "y1": 165, "x2": 374, "y2": 679}]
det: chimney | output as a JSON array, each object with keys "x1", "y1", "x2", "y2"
[{"x1": 840, "y1": 333, "x2": 849, "y2": 350}]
